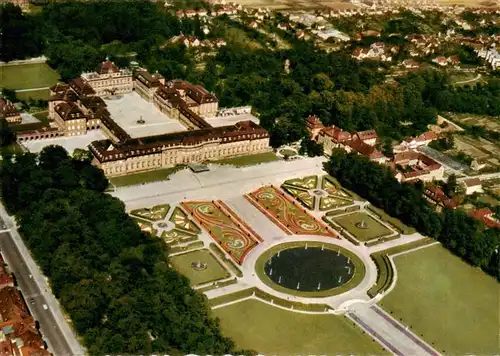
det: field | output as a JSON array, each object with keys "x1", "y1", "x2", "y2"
[
  {"x1": 181, "y1": 201, "x2": 260, "y2": 264},
  {"x1": 380, "y1": 244, "x2": 499, "y2": 355},
  {"x1": 246, "y1": 185, "x2": 337, "y2": 237},
  {"x1": 170, "y1": 249, "x2": 230, "y2": 286},
  {"x1": 452, "y1": 135, "x2": 500, "y2": 169},
  {"x1": 0, "y1": 63, "x2": 60, "y2": 91},
  {"x1": 213, "y1": 299, "x2": 383, "y2": 354},
  {"x1": 331, "y1": 212, "x2": 393, "y2": 242}
]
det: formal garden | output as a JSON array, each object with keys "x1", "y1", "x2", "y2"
[
  {"x1": 170, "y1": 249, "x2": 231, "y2": 286},
  {"x1": 181, "y1": 201, "x2": 261, "y2": 264},
  {"x1": 380, "y1": 244, "x2": 499, "y2": 355},
  {"x1": 281, "y1": 175, "x2": 354, "y2": 211},
  {"x1": 245, "y1": 186, "x2": 337, "y2": 237},
  {"x1": 328, "y1": 212, "x2": 394, "y2": 242}
]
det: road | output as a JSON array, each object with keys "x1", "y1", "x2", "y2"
[
  {"x1": 457, "y1": 171, "x2": 500, "y2": 182},
  {"x1": 0, "y1": 204, "x2": 84, "y2": 356}
]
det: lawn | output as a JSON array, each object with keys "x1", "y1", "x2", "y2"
[
  {"x1": 213, "y1": 299, "x2": 384, "y2": 355},
  {"x1": 170, "y1": 249, "x2": 230, "y2": 286},
  {"x1": 380, "y1": 245, "x2": 500, "y2": 355},
  {"x1": 15, "y1": 88, "x2": 51, "y2": 101},
  {"x1": 331, "y1": 212, "x2": 392, "y2": 242},
  {"x1": 109, "y1": 165, "x2": 185, "y2": 187},
  {"x1": 0, "y1": 63, "x2": 60, "y2": 90},
  {"x1": 206, "y1": 152, "x2": 279, "y2": 167}
]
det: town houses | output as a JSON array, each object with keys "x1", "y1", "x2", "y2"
[{"x1": 0, "y1": 256, "x2": 50, "y2": 356}]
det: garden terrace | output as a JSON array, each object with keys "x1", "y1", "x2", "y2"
[
  {"x1": 169, "y1": 207, "x2": 201, "y2": 235},
  {"x1": 328, "y1": 212, "x2": 393, "y2": 242},
  {"x1": 169, "y1": 249, "x2": 230, "y2": 286},
  {"x1": 129, "y1": 204, "x2": 169, "y2": 222},
  {"x1": 245, "y1": 186, "x2": 337, "y2": 238},
  {"x1": 181, "y1": 201, "x2": 260, "y2": 264}
]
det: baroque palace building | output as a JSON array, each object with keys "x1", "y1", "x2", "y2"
[{"x1": 38, "y1": 62, "x2": 270, "y2": 177}]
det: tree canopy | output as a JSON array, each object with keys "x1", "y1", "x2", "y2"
[{"x1": 0, "y1": 146, "x2": 241, "y2": 355}]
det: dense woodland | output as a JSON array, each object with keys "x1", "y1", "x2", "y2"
[
  {"x1": 0, "y1": 146, "x2": 243, "y2": 355},
  {"x1": 324, "y1": 150, "x2": 500, "y2": 280},
  {"x1": 2, "y1": 1, "x2": 500, "y2": 149}
]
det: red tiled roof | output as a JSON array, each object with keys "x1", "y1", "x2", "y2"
[
  {"x1": 347, "y1": 138, "x2": 385, "y2": 159},
  {"x1": 424, "y1": 186, "x2": 458, "y2": 209},
  {"x1": 321, "y1": 126, "x2": 351, "y2": 142},
  {"x1": 355, "y1": 129, "x2": 377, "y2": 141},
  {"x1": 97, "y1": 61, "x2": 119, "y2": 74},
  {"x1": 468, "y1": 208, "x2": 500, "y2": 229},
  {"x1": 306, "y1": 115, "x2": 323, "y2": 129},
  {"x1": 0, "y1": 287, "x2": 29, "y2": 322}
]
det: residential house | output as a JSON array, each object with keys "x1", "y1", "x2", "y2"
[
  {"x1": 467, "y1": 208, "x2": 500, "y2": 229},
  {"x1": 391, "y1": 151, "x2": 444, "y2": 183},
  {"x1": 461, "y1": 178, "x2": 483, "y2": 195},
  {"x1": 433, "y1": 56, "x2": 448, "y2": 66},
  {"x1": 402, "y1": 131, "x2": 438, "y2": 149}
]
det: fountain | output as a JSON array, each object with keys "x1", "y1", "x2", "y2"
[
  {"x1": 191, "y1": 261, "x2": 207, "y2": 271},
  {"x1": 269, "y1": 268, "x2": 273, "y2": 276},
  {"x1": 296, "y1": 282, "x2": 300, "y2": 290},
  {"x1": 278, "y1": 276, "x2": 282, "y2": 284},
  {"x1": 317, "y1": 282, "x2": 321, "y2": 290},
  {"x1": 355, "y1": 219, "x2": 369, "y2": 229},
  {"x1": 137, "y1": 115, "x2": 146, "y2": 125}
]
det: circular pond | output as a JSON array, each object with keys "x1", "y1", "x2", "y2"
[
  {"x1": 256, "y1": 242, "x2": 365, "y2": 297},
  {"x1": 264, "y1": 247, "x2": 354, "y2": 291}
]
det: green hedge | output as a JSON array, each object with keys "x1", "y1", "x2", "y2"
[
  {"x1": 364, "y1": 234, "x2": 401, "y2": 247},
  {"x1": 169, "y1": 241, "x2": 204, "y2": 254},
  {"x1": 367, "y1": 253, "x2": 394, "y2": 298},
  {"x1": 197, "y1": 278, "x2": 238, "y2": 293}
]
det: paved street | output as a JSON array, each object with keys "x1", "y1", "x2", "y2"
[{"x1": 0, "y1": 205, "x2": 84, "y2": 356}]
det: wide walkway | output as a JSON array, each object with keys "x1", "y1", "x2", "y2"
[{"x1": 348, "y1": 303, "x2": 440, "y2": 356}]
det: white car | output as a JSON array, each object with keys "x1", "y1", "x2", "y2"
[{"x1": 43, "y1": 304, "x2": 48, "y2": 310}]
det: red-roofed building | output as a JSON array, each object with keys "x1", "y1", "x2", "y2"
[
  {"x1": 0, "y1": 256, "x2": 14, "y2": 291},
  {"x1": 391, "y1": 151, "x2": 444, "y2": 182},
  {"x1": 403, "y1": 131, "x2": 438, "y2": 149},
  {"x1": 468, "y1": 208, "x2": 500, "y2": 229},
  {"x1": 0, "y1": 97, "x2": 21, "y2": 124},
  {"x1": 424, "y1": 186, "x2": 458, "y2": 212},
  {"x1": 305, "y1": 115, "x2": 324, "y2": 140},
  {"x1": 433, "y1": 56, "x2": 448, "y2": 66},
  {"x1": 354, "y1": 129, "x2": 377, "y2": 146},
  {"x1": 461, "y1": 178, "x2": 483, "y2": 195},
  {"x1": 317, "y1": 125, "x2": 352, "y2": 155},
  {"x1": 80, "y1": 61, "x2": 132, "y2": 97},
  {"x1": 345, "y1": 138, "x2": 387, "y2": 163},
  {"x1": 185, "y1": 9, "x2": 197, "y2": 17}
]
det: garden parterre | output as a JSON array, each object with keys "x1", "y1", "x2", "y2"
[
  {"x1": 246, "y1": 185, "x2": 337, "y2": 238},
  {"x1": 181, "y1": 201, "x2": 260, "y2": 264}
]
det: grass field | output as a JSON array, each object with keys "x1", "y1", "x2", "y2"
[
  {"x1": 15, "y1": 88, "x2": 51, "y2": 101},
  {"x1": 214, "y1": 299, "x2": 383, "y2": 354},
  {"x1": 0, "y1": 63, "x2": 60, "y2": 90},
  {"x1": 109, "y1": 165, "x2": 185, "y2": 187},
  {"x1": 380, "y1": 244, "x2": 499, "y2": 355},
  {"x1": 170, "y1": 249, "x2": 230, "y2": 286},
  {"x1": 207, "y1": 152, "x2": 279, "y2": 167},
  {"x1": 332, "y1": 212, "x2": 392, "y2": 242}
]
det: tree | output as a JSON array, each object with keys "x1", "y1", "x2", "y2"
[
  {"x1": 73, "y1": 148, "x2": 94, "y2": 162},
  {"x1": 443, "y1": 174, "x2": 457, "y2": 198},
  {"x1": 0, "y1": 119, "x2": 15, "y2": 148}
]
